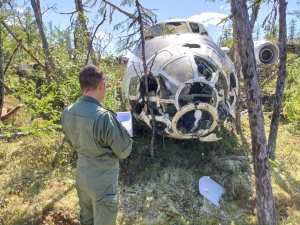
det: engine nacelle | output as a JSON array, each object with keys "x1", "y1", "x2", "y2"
[{"x1": 254, "y1": 41, "x2": 279, "y2": 66}]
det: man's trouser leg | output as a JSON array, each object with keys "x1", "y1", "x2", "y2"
[
  {"x1": 76, "y1": 183, "x2": 94, "y2": 225},
  {"x1": 77, "y1": 183, "x2": 119, "y2": 225},
  {"x1": 93, "y1": 184, "x2": 118, "y2": 225}
]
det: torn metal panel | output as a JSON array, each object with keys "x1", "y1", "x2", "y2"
[{"x1": 199, "y1": 176, "x2": 224, "y2": 208}]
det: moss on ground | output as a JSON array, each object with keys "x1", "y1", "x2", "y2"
[{"x1": 1, "y1": 108, "x2": 300, "y2": 224}]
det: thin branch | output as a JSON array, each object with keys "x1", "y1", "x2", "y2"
[
  {"x1": 8, "y1": 2, "x2": 57, "y2": 41},
  {"x1": 249, "y1": 0, "x2": 261, "y2": 31},
  {"x1": 59, "y1": 10, "x2": 78, "y2": 15},
  {"x1": 1, "y1": 21, "x2": 46, "y2": 68},
  {"x1": 86, "y1": 10, "x2": 107, "y2": 64},
  {"x1": 7, "y1": 2, "x2": 31, "y2": 42},
  {"x1": 260, "y1": 56, "x2": 298, "y2": 88},
  {"x1": 259, "y1": 70, "x2": 278, "y2": 88},
  {"x1": 102, "y1": 0, "x2": 150, "y2": 27},
  {"x1": 136, "y1": 0, "x2": 156, "y2": 158},
  {"x1": 4, "y1": 44, "x2": 19, "y2": 75}
]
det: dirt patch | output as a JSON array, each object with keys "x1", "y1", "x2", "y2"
[{"x1": 41, "y1": 210, "x2": 80, "y2": 225}]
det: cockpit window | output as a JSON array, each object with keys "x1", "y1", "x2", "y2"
[
  {"x1": 145, "y1": 22, "x2": 191, "y2": 38},
  {"x1": 163, "y1": 56, "x2": 194, "y2": 83},
  {"x1": 145, "y1": 25, "x2": 161, "y2": 39},
  {"x1": 189, "y1": 23, "x2": 199, "y2": 33},
  {"x1": 145, "y1": 22, "x2": 210, "y2": 39},
  {"x1": 164, "y1": 22, "x2": 189, "y2": 34}
]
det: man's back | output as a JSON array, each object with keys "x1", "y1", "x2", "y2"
[{"x1": 61, "y1": 96, "x2": 132, "y2": 189}]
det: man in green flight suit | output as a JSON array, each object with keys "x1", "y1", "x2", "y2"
[{"x1": 61, "y1": 65, "x2": 132, "y2": 225}]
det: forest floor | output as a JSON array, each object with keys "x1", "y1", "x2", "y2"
[{"x1": 0, "y1": 95, "x2": 300, "y2": 225}]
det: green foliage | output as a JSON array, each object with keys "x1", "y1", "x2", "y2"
[
  {"x1": 263, "y1": 24, "x2": 279, "y2": 42},
  {"x1": 99, "y1": 60, "x2": 125, "y2": 111},
  {"x1": 0, "y1": 1, "x2": 125, "y2": 139},
  {"x1": 282, "y1": 55, "x2": 300, "y2": 123},
  {"x1": 219, "y1": 37, "x2": 234, "y2": 49},
  {"x1": 1, "y1": 1, "x2": 300, "y2": 224}
]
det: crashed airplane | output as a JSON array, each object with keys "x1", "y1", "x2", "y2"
[{"x1": 121, "y1": 19, "x2": 279, "y2": 142}]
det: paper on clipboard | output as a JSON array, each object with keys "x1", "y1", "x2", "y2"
[{"x1": 117, "y1": 112, "x2": 133, "y2": 137}]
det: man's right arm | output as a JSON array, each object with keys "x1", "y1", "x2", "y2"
[{"x1": 97, "y1": 112, "x2": 132, "y2": 159}]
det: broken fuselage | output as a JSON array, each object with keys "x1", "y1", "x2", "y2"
[{"x1": 122, "y1": 19, "x2": 278, "y2": 142}]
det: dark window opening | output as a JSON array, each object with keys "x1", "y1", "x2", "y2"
[
  {"x1": 201, "y1": 30, "x2": 208, "y2": 36},
  {"x1": 166, "y1": 103, "x2": 177, "y2": 117},
  {"x1": 132, "y1": 103, "x2": 144, "y2": 115},
  {"x1": 148, "y1": 77, "x2": 158, "y2": 93},
  {"x1": 229, "y1": 96, "x2": 235, "y2": 105},
  {"x1": 155, "y1": 121, "x2": 167, "y2": 133},
  {"x1": 194, "y1": 56, "x2": 216, "y2": 80},
  {"x1": 182, "y1": 44, "x2": 201, "y2": 48},
  {"x1": 139, "y1": 76, "x2": 158, "y2": 97},
  {"x1": 189, "y1": 23, "x2": 199, "y2": 33},
  {"x1": 179, "y1": 83, "x2": 214, "y2": 107},
  {"x1": 215, "y1": 72, "x2": 228, "y2": 99},
  {"x1": 176, "y1": 110, "x2": 213, "y2": 134},
  {"x1": 230, "y1": 73, "x2": 237, "y2": 89}
]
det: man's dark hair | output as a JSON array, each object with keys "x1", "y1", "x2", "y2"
[{"x1": 79, "y1": 65, "x2": 104, "y2": 92}]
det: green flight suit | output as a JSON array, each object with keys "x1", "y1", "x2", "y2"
[{"x1": 61, "y1": 96, "x2": 132, "y2": 225}]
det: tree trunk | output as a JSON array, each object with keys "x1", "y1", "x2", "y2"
[
  {"x1": 74, "y1": 0, "x2": 88, "y2": 33},
  {"x1": 136, "y1": 0, "x2": 155, "y2": 158},
  {"x1": 74, "y1": 0, "x2": 98, "y2": 65},
  {"x1": 31, "y1": 0, "x2": 55, "y2": 82},
  {"x1": 234, "y1": 41, "x2": 242, "y2": 134},
  {"x1": 249, "y1": 1, "x2": 261, "y2": 31},
  {"x1": 235, "y1": 0, "x2": 260, "y2": 134},
  {"x1": 0, "y1": 22, "x2": 4, "y2": 119},
  {"x1": 85, "y1": 11, "x2": 107, "y2": 65},
  {"x1": 268, "y1": 0, "x2": 288, "y2": 160},
  {"x1": 231, "y1": 0, "x2": 277, "y2": 224}
]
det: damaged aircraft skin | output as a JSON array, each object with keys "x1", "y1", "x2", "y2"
[{"x1": 122, "y1": 19, "x2": 279, "y2": 142}]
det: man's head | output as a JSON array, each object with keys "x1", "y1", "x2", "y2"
[{"x1": 79, "y1": 65, "x2": 106, "y2": 102}]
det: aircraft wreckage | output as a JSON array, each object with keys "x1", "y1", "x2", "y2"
[{"x1": 121, "y1": 19, "x2": 279, "y2": 142}]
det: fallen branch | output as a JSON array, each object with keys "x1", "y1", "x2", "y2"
[
  {"x1": 4, "y1": 44, "x2": 19, "y2": 76},
  {"x1": 260, "y1": 56, "x2": 298, "y2": 88},
  {"x1": 0, "y1": 132, "x2": 25, "y2": 140},
  {"x1": 0, "y1": 79, "x2": 14, "y2": 94},
  {"x1": 1, "y1": 104, "x2": 24, "y2": 121},
  {"x1": 259, "y1": 70, "x2": 278, "y2": 88},
  {"x1": 0, "y1": 126, "x2": 62, "y2": 140}
]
